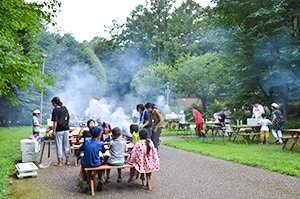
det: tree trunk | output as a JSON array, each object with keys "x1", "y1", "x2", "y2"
[{"x1": 201, "y1": 96, "x2": 207, "y2": 113}]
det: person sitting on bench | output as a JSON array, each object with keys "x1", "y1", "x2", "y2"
[
  {"x1": 105, "y1": 127, "x2": 128, "y2": 184},
  {"x1": 78, "y1": 126, "x2": 106, "y2": 192},
  {"x1": 126, "y1": 128, "x2": 159, "y2": 185}
]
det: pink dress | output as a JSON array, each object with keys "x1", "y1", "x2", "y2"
[{"x1": 125, "y1": 139, "x2": 159, "y2": 173}]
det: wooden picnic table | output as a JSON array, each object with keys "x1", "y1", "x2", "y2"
[
  {"x1": 282, "y1": 129, "x2": 300, "y2": 151},
  {"x1": 230, "y1": 125, "x2": 260, "y2": 144}
]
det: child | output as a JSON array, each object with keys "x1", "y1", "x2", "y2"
[
  {"x1": 130, "y1": 124, "x2": 139, "y2": 144},
  {"x1": 78, "y1": 126, "x2": 106, "y2": 192},
  {"x1": 259, "y1": 113, "x2": 272, "y2": 145},
  {"x1": 101, "y1": 122, "x2": 112, "y2": 143},
  {"x1": 126, "y1": 128, "x2": 159, "y2": 185},
  {"x1": 32, "y1": 109, "x2": 42, "y2": 135},
  {"x1": 105, "y1": 127, "x2": 128, "y2": 183}
]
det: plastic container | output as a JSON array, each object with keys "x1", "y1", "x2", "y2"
[
  {"x1": 20, "y1": 139, "x2": 39, "y2": 152},
  {"x1": 39, "y1": 128, "x2": 47, "y2": 138},
  {"x1": 16, "y1": 162, "x2": 38, "y2": 179},
  {"x1": 22, "y1": 151, "x2": 37, "y2": 162}
]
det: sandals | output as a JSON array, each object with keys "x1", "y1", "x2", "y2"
[
  {"x1": 54, "y1": 163, "x2": 63, "y2": 167},
  {"x1": 127, "y1": 177, "x2": 136, "y2": 183},
  {"x1": 65, "y1": 162, "x2": 71, "y2": 165}
]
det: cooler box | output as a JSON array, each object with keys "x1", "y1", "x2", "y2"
[
  {"x1": 16, "y1": 162, "x2": 38, "y2": 179},
  {"x1": 22, "y1": 151, "x2": 37, "y2": 163},
  {"x1": 247, "y1": 118, "x2": 259, "y2": 126},
  {"x1": 20, "y1": 139, "x2": 40, "y2": 152}
]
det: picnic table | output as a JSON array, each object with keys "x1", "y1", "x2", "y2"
[
  {"x1": 282, "y1": 129, "x2": 300, "y2": 151},
  {"x1": 177, "y1": 122, "x2": 190, "y2": 136},
  {"x1": 230, "y1": 125, "x2": 260, "y2": 144},
  {"x1": 203, "y1": 122, "x2": 229, "y2": 144}
]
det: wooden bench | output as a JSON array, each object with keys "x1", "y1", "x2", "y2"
[
  {"x1": 84, "y1": 164, "x2": 152, "y2": 196},
  {"x1": 281, "y1": 136, "x2": 293, "y2": 150},
  {"x1": 241, "y1": 133, "x2": 261, "y2": 145}
]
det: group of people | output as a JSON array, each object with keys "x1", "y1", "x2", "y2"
[
  {"x1": 45, "y1": 97, "x2": 160, "y2": 193},
  {"x1": 252, "y1": 101, "x2": 284, "y2": 145}
]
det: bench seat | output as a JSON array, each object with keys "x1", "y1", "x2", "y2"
[{"x1": 241, "y1": 133, "x2": 261, "y2": 145}]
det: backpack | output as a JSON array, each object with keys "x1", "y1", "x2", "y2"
[{"x1": 57, "y1": 107, "x2": 69, "y2": 129}]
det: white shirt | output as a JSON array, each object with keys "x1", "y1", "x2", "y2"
[
  {"x1": 179, "y1": 114, "x2": 185, "y2": 123},
  {"x1": 253, "y1": 105, "x2": 265, "y2": 119},
  {"x1": 259, "y1": 119, "x2": 271, "y2": 131}
]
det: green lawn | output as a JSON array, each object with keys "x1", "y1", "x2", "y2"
[
  {"x1": 0, "y1": 126, "x2": 32, "y2": 198},
  {"x1": 161, "y1": 128, "x2": 195, "y2": 137},
  {"x1": 162, "y1": 136, "x2": 300, "y2": 178}
]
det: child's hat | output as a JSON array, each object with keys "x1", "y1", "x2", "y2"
[
  {"x1": 102, "y1": 122, "x2": 111, "y2": 129},
  {"x1": 91, "y1": 126, "x2": 101, "y2": 137},
  {"x1": 33, "y1": 109, "x2": 40, "y2": 114}
]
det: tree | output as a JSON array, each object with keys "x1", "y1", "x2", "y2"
[
  {"x1": 172, "y1": 53, "x2": 221, "y2": 112},
  {"x1": 0, "y1": 0, "x2": 61, "y2": 103}
]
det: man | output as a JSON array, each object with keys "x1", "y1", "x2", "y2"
[
  {"x1": 188, "y1": 108, "x2": 204, "y2": 137},
  {"x1": 252, "y1": 101, "x2": 265, "y2": 120}
]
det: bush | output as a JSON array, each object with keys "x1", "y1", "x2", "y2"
[{"x1": 283, "y1": 119, "x2": 300, "y2": 129}]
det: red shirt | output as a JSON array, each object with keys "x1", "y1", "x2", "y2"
[{"x1": 193, "y1": 109, "x2": 203, "y2": 124}]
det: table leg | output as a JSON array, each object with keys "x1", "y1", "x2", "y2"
[
  {"x1": 290, "y1": 133, "x2": 300, "y2": 151},
  {"x1": 232, "y1": 128, "x2": 241, "y2": 144},
  {"x1": 39, "y1": 142, "x2": 46, "y2": 164},
  {"x1": 48, "y1": 141, "x2": 51, "y2": 158},
  {"x1": 212, "y1": 129, "x2": 215, "y2": 143}
]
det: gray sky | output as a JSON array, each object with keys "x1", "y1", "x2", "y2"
[{"x1": 49, "y1": 0, "x2": 214, "y2": 42}]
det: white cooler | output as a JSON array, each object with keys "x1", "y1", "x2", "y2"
[
  {"x1": 15, "y1": 162, "x2": 38, "y2": 179},
  {"x1": 20, "y1": 139, "x2": 40, "y2": 153},
  {"x1": 22, "y1": 151, "x2": 37, "y2": 162}
]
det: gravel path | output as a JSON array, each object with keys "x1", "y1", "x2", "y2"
[{"x1": 9, "y1": 137, "x2": 300, "y2": 198}]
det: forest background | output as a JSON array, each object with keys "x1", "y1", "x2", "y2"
[{"x1": 1, "y1": 0, "x2": 300, "y2": 126}]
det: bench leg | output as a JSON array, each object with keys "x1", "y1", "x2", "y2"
[
  {"x1": 146, "y1": 173, "x2": 152, "y2": 191},
  {"x1": 242, "y1": 135, "x2": 249, "y2": 145}
]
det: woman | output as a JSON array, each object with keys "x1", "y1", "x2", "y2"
[
  {"x1": 51, "y1": 97, "x2": 70, "y2": 167},
  {"x1": 141, "y1": 102, "x2": 163, "y2": 150},
  {"x1": 271, "y1": 103, "x2": 283, "y2": 144},
  {"x1": 137, "y1": 104, "x2": 153, "y2": 138},
  {"x1": 32, "y1": 109, "x2": 42, "y2": 135}
]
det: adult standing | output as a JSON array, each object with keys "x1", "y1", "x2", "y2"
[
  {"x1": 142, "y1": 103, "x2": 163, "y2": 150},
  {"x1": 32, "y1": 109, "x2": 42, "y2": 135},
  {"x1": 188, "y1": 108, "x2": 204, "y2": 137},
  {"x1": 137, "y1": 104, "x2": 153, "y2": 138},
  {"x1": 271, "y1": 103, "x2": 283, "y2": 144},
  {"x1": 252, "y1": 101, "x2": 265, "y2": 120},
  {"x1": 51, "y1": 97, "x2": 70, "y2": 167}
]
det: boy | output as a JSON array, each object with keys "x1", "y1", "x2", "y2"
[
  {"x1": 78, "y1": 126, "x2": 106, "y2": 192},
  {"x1": 258, "y1": 113, "x2": 272, "y2": 145},
  {"x1": 105, "y1": 127, "x2": 128, "y2": 183}
]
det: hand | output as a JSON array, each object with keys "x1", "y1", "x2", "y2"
[
  {"x1": 153, "y1": 128, "x2": 157, "y2": 133},
  {"x1": 53, "y1": 131, "x2": 56, "y2": 136},
  {"x1": 82, "y1": 121, "x2": 86, "y2": 127}
]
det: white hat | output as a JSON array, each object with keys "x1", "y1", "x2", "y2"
[
  {"x1": 271, "y1": 103, "x2": 279, "y2": 109},
  {"x1": 33, "y1": 109, "x2": 40, "y2": 114},
  {"x1": 179, "y1": 110, "x2": 184, "y2": 114}
]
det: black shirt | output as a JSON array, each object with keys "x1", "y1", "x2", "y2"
[{"x1": 51, "y1": 107, "x2": 69, "y2": 131}]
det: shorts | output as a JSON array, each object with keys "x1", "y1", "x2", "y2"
[
  {"x1": 195, "y1": 123, "x2": 203, "y2": 132},
  {"x1": 261, "y1": 131, "x2": 269, "y2": 138}
]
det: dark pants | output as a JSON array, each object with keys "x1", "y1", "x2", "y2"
[{"x1": 151, "y1": 127, "x2": 162, "y2": 148}]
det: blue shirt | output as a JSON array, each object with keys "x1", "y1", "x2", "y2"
[
  {"x1": 141, "y1": 110, "x2": 153, "y2": 128},
  {"x1": 100, "y1": 133, "x2": 111, "y2": 142},
  {"x1": 80, "y1": 139, "x2": 106, "y2": 168}
]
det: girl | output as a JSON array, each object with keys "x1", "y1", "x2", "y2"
[
  {"x1": 101, "y1": 122, "x2": 112, "y2": 143},
  {"x1": 126, "y1": 128, "x2": 159, "y2": 186}
]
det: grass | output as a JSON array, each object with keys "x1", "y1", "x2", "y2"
[
  {"x1": 161, "y1": 128, "x2": 194, "y2": 137},
  {"x1": 162, "y1": 135, "x2": 300, "y2": 178},
  {"x1": 0, "y1": 126, "x2": 32, "y2": 198}
]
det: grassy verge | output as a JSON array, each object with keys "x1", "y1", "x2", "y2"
[
  {"x1": 162, "y1": 137, "x2": 300, "y2": 178},
  {"x1": 161, "y1": 128, "x2": 195, "y2": 137},
  {"x1": 0, "y1": 126, "x2": 32, "y2": 198}
]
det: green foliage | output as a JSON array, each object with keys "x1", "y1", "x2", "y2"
[
  {"x1": 0, "y1": 0, "x2": 60, "y2": 103},
  {"x1": 0, "y1": 126, "x2": 32, "y2": 198},
  {"x1": 163, "y1": 138, "x2": 300, "y2": 178},
  {"x1": 283, "y1": 119, "x2": 300, "y2": 129}
]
